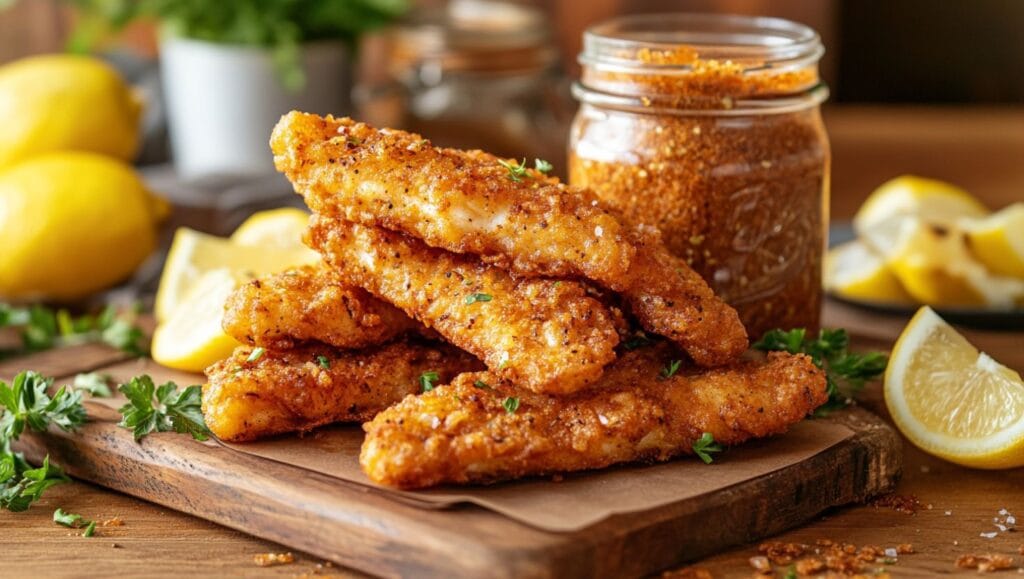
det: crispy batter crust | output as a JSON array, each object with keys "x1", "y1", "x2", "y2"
[
  {"x1": 271, "y1": 112, "x2": 747, "y2": 366},
  {"x1": 306, "y1": 216, "x2": 620, "y2": 395},
  {"x1": 203, "y1": 340, "x2": 481, "y2": 442},
  {"x1": 271, "y1": 111, "x2": 636, "y2": 287},
  {"x1": 222, "y1": 263, "x2": 422, "y2": 350},
  {"x1": 360, "y1": 343, "x2": 826, "y2": 488}
]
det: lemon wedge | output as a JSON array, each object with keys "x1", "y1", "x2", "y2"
[
  {"x1": 152, "y1": 268, "x2": 244, "y2": 372},
  {"x1": 885, "y1": 306, "x2": 1024, "y2": 468},
  {"x1": 230, "y1": 207, "x2": 313, "y2": 250},
  {"x1": 854, "y1": 176, "x2": 989, "y2": 254},
  {"x1": 885, "y1": 218, "x2": 1024, "y2": 308},
  {"x1": 825, "y1": 240, "x2": 912, "y2": 303},
  {"x1": 963, "y1": 202, "x2": 1024, "y2": 279},
  {"x1": 155, "y1": 227, "x2": 318, "y2": 322}
]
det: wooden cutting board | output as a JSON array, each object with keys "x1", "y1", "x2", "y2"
[{"x1": 3, "y1": 325, "x2": 902, "y2": 579}]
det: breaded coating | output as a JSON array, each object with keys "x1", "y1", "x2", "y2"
[
  {"x1": 306, "y1": 216, "x2": 620, "y2": 395},
  {"x1": 624, "y1": 226, "x2": 749, "y2": 366},
  {"x1": 203, "y1": 340, "x2": 481, "y2": 442},
  {"x1": 270, "y1": 112, "x2": 746, "y2": 366},
  {"x1": 271, "y1": 111, "x2": 635, "y2": 288},
  {"x1": 360, "y1": 343, "x2": 827, "y2": 488},
  {"x1": 222, "y1": 263, "x2": 422, "y2": 350}
]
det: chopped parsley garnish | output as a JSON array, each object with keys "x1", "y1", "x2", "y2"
[
  {"x1": 622, "y1": 332, "x2": 652, "y2": 351},
  {"x1": 534, "y1": 158, "x2": 554, "y2": 174},
  {"x1": 53, "y1": 507, "x2": 84, "y2": 527},
  {"x1": 502, "y1": 397, "x2": 520, "y2": 414},
  {"x1": 497, "y1": 158, "x2": 530, "y2": 182},
  {"x1": 472, "y1": 379, "x2": 492, "y2": 390},
  {"x1": 117, "y1": 376, "x2": 209, "y2": 442},
  {"x1": 316, "y1": 355, "x2": 331, "y2": 369},
  {"x1": 0, "y1": 303, "x2": 146, "y2": 357},
  {"x1": 419, "y1": 371, "x2": 440, "y2": 392},
  {"x1": 692, "y1": 432, "x2": 722, "y2": 464},
  {"x1": 753, "y1": 328, "x2": 888, "y2": 416},
  {"x1": 72, "y1": 373, "x2": 112, "y2": 398},
  {"x1": 465, "y1": 293, "x2": 493, "y2": 305},
  {"x1": 0, "y1": 371, "x2": 87, "y2": 441},
  {"x1": 659, "y1": 359, "x2": 682, "y2": 380},
  {"x1": 1, "y1": 453, "x2": 68, "y2": 512},
  {"x1": 246, "y1": 347, "x2": 266, "y2": 363},
  {"x1": 83, "y1": 520, "x2": 97, "y2": 537}
]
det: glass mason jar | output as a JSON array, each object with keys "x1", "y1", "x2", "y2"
[{"x1": 569, "y1": 14, "x2": 830, "y2": 338}]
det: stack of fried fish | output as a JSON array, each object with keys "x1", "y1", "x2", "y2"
[{"x1": 202, "y1": 112, "x2": 827, "y2": 489}]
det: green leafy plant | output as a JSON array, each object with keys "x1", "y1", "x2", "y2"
[
  {"x1": 65, "y1": 0, "x2": 409, "y2": 89},
  {"x1": 753, "y1": 328, "x2": 888, "y2": 416},
  {"x1": 0, "y1": 303, "x2": 147, "y2": 358},
  {"x1": 691, "y1": 432, "x2": 722, "y2": 464},
  {"x1": 117, "y1": 375, "x2": 210, "y2": 441}
]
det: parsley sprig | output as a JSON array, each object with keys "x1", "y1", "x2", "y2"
[
  {"x1": 419, "y1": 371, "x2": 439, "y2": 393},
  {"x1": 753, "y1": 328, "x2": 888, "y2": 416},
  {"x1": 54, "y1": 507, "x2": 97, "y2": 537},
  {"x1": 497, "y1": 158, "x2": 554, "y2": 182},
  {"x1": 691, "y1": 432, "x2": 723, "y2": 464},
  {"x1": 0, "y1": 371, "x2": 86, "y2": 512},
  {"x1": 0, "y1": 304, "x2": 147, "y2": 357},
  {"x1": 117, "y1": 376, "x2": 209, "y2": 442}
]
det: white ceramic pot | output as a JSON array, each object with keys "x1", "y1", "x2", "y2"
[{"x1": 160, "y1": 37, "x2": 351, "y2": 181}]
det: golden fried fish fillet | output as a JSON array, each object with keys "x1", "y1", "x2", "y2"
[
  {"x1": 271, "y1": 110, "x2": 636, "y2": 288},
  {"x1": 360, "y1": 343, "x2": 826, "y2": 488},
  {"x1": 203, "y1": 340, "x2": 481, "y2": 442},
  {"x1": 270, "y1": 112, "x2": 747, "y2": 366},
  {"x1": 222, "y1": 263, "x2": 423, "y2": 350},
  {"x1": 306, "y1": 216, "x2": 621, "y2": 395}
]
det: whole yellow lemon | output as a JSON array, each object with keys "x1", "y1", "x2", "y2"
[
  {"x1": 0, "y1": 54, "x2": 142, "y2": 168},
  {"x1": 0, "y1": 152, "x2": 161, "y2": 301}
]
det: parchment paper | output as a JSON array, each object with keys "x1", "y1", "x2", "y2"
[{"x1": 223, "y1": 420, "x2": 853, "y2": 532}]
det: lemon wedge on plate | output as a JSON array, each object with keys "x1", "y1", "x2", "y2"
[
  {"x1": 855, "y1": 176, "x2": 989, "y2": 254},
  {"x1": 155, "y1": 226, "x2": 318, "y2": 322},
  {"x1": 230, "y1": 207, "x2": 313, "y2": 250},
  {"x1": 885, "y1": 218, "x2": 1024, "y2": 308},
  {"x1": 152, "y1": 268, "x2": 245, "y2": 372},
  {"x1": 885, "y1": 306, "x2": 1024, "y2": 468},
  {"x1": 963, "y1": 202, "x2": 1024, "y2": 279},
  {"x1": 825, "y1": 240, "x2": 911, "y2": 303}
]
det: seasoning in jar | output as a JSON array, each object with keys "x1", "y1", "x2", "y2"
[{"x1": 569, "y1": 14, "x2": 830, "y2": 337}]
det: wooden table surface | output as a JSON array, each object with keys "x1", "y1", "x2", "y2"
[{"x1": 3, "y1": 106, "x2": 1024, "y2": 578}]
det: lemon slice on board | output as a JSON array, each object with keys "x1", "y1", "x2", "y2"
[
  {"x1": 825, "y1": 240, "x2": 912, "y2": 304},
  {"x1": 155, "y1": 227, "x2": 318, "y2": 322},
  {"x1": 230, "y1": 207, "x2": 313, "y2": 250},
  {"x1": 962, "y1": 202, "x2": 1024, "y2": 279},
  {"x1": 885, "y1": 306, "x2": 1024, "y2": 469},
  {"x1": 854, "y1": 176, "x2": 989, "y2": 254},
  {"x1": 152, "y1": 268, "x2": 244, "y2": 373}
]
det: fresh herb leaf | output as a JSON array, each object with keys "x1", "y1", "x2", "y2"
[
  {"x1": 0, "y1": 303, "x2": 146, "y2": 356},
  {"x1": 54, "y1": 507, "x2": 83, "y2": 527},
  {"x1": 472, "y1": 379, "x2": 492, "y2": 390},
  {"x1": 0, "y1": 372, "x2": 87, "y2": 441},
  {"x1": 622, "y1": 332, "x2": 652, "y2": 351},
  {"x1": 465, "y1": 293, "x2": 493, "y2": 305},
  {"x1": 497, "y1": 158, "x2": 529, "y2": 182},
  {"x1": 753, "y1": 328, "x2": 888, "y2": 416},
  {"x1": 1, "y1": 453, "x2": 69, "y2": 512},
  {"x1": 783, "y1": 565, "x2": 797, "y2": 579},
  {"x1": 659, "y1": 359, "x2": 682, "y2": 380},
  {"x1": 117, "y1": 376, "x2": 209, "y2": 442},
  {"x1": 502, "y1": 397, "x2": 520, "y2": 414},
  {"x1": 246, "y1": 347, "x2": 266, "y2": 363},
  {"x1": 82, "y1": 520, "x2": 97, "y2": 537},
  {"x1": 419, "y1": 371, "x2": 440, "y2": 393},
  {"x1": 691, "y1": 432, "x2": 723, "y2": 464},
  {"x1": 72, "y1": 373, "x2": 112, "y2": 398},
  {"x1": 316, "y1": 355, "x2": 330, "y2": 369},
  {"x1": 534, "y1": 158, "x2": 553, "y2": 174}
]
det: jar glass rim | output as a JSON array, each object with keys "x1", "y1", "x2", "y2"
[{"x1": 580, "y1": 13, "x2": 823, "y2": 73}]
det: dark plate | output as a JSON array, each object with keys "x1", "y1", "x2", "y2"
[{"x1": 828, "y1": 223, "x2": 1024, "y2": 331}]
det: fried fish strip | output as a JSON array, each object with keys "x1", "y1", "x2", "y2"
[
  {"x1": 271, "y1": 112, "x2": 746, "y2": 366},
  {"x1": 203, "y1": 340, "x2": 481, "y2": 442},
  {"x1": 222, "y1": 263, "x2": 423, "y2": 350},
  {"x1": 306, "y1": 216, "x2": 620, "y2": 395},
  {"x1": 272, "y1": 111, "x2": 635, "y2": 287},
  {"x1": 360, "y1": 343, "x2": 826, "y2": 488}
]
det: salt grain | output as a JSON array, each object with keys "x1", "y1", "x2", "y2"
[{"x1": 981, "y1": 532, "x2": 999, "y2": 539}]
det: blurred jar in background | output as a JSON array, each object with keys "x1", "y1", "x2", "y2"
[
  {"x1": 570, "y1": 14, "x2": 830, "y2": 337},
  {"x1": 359, "y1": 0, "x2": 572, "y2": 175}
]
